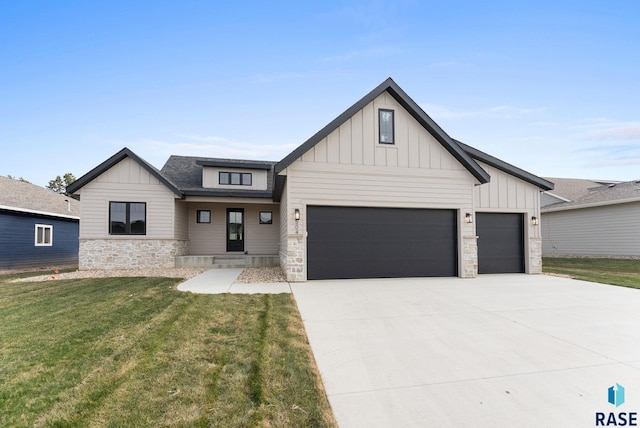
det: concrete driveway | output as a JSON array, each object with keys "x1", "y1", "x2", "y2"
[{"x1": 292, "y1": 275, "x2": 640, "y2": 427}]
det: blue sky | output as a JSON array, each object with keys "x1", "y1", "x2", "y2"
[{"x1": 1, "y1": 1, "x2": 639, "y2": 188}]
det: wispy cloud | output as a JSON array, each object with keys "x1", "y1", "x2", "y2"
[
  {"x1": 422, "y1": 103, "x2": 544, "y2": 120},
  {"x1": 319, "y1": 45, "x2": 402, "y2": 63},
  {"x1": 583, "y1": 121, "x2": 640, "y2": 140}
]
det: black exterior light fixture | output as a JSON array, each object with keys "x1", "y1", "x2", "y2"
[
  {"x1": 531, "y1": 216, "x2": 539, "y2": 226},
  {"x1": 294, "y1": 208, "x2": 301, "y2": 233},
  {"x1": 465, "y1": 213, "x2": 473, "y2": 224}
]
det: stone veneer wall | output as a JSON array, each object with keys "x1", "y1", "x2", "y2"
[
  {"x1": 80, "y1": 239, "x2": 189, "y2": 270},
  {"x1": 461, "y1": 235, "x2": 479, "y2": 278},
  {"x1": 529, "y1": 237, "x2": 542, "y2": 274},
  {"x1": 284, "y1": 234, "x2": 305, "y2": 282}
]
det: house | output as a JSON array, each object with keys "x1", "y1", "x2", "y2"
[
  {"x1": 67, "y1": 78, "x2": 553, "y2": 281},
  {"x1": 0, "y1": 176, "x2": 80, "y2": 272},
  {"x1": 541, "y1": 177, "x2": 640, "y2": 258}
]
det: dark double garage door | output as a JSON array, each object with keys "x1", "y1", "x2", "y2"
[{"x1": 306, "y1": 206, "x2": 525, "y2": 280}]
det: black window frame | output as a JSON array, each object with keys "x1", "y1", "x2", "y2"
[
  {"x1": 109, "y1": 201, "x2": 147, "y2": 235},
  {"x1": 197, "y1": 210, "x2": 211, "y2": 224},
  {"x1": 219, "y1": 172, "x2": 252, "y2": 186},
  {"x1": 378, "y1": 109, "x2": 395, "y2": 145},
  {"x1": 259, "y1": 211, "x2": 273, "y2": 225}
]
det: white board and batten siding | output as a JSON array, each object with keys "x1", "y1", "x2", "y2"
[
  {"x1": 286, "y1": 93, "x2": 477, "y2": 214},
  {"x1": 542, "y1": 201, "x2": 640, "y2": 257},
  {"x1": 473, "y1": 162, "x2": 542, "y2": 238},
  {"x1": 78, "y1": 157, "x2": 178, "y2": 239}
]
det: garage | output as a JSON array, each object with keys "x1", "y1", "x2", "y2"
[
  {"x1": 306, "y1": 206, "x2": 457, "y2": 280},
  {"x1": 476, "y1": 213, "x2": 525, "y2": 274}
]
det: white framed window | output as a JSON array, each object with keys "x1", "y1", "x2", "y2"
[{"x1": 35, "y1": 224, "x2": 53, "y2": 246}]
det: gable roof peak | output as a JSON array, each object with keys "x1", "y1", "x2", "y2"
[
  {"x1": 66, "y1": 147, "x2": 182, "y2": 197},
  {"x1": 274, "y1": 78, "x2": 490, "y2": 184}
]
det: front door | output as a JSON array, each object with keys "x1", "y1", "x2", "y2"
[{"x1": 226, "y1": 208, "x2": 245, "y2": 252}]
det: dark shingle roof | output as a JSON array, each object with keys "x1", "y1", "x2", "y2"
[
  {"x1": 161, "y1": 156, "x2": 277, "y2": 198},
  {"x1": 0, "y1": 176, "x2": 80, "y2": 218}
]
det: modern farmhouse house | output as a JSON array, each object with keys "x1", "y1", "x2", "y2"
[{"x1": 67, "y1": 78, "x2": 553, "y2": 281}]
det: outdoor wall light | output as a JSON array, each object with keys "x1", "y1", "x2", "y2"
[
  {"x1": 465, "y1": 213, "x2": 473, "y2": 224},
  {"x1": 531, "y1": 216, "x2": 539, "y2": 226},
  {"x1": 294, "y1": 208, "x2": 301, "y2": 221}
]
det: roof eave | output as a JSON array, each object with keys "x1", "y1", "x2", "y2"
[
  {"x1": 182, "y1": 189, "x2": 273, "y2": 198},
  {"x1": 542, "y1": 196, "x2": 640, "y2": 213},
  {"x1": 456, "y1": 140, "x2": 554, "y2": 191}
]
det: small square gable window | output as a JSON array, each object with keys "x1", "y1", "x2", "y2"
[
  {"x1": 259, "y1": 211, "x2": 273, "y2": 224},
  {"x1": 379, "y1": 109, "x2": 394, "y2": 144},
  {"x1": 197, "y1": 210, "x2": 211, "y2": 223}
]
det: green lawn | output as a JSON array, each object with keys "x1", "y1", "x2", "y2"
[
  {"x1": 0, "y1": 276, "x2": 336, "y2": 427},
  {"x1": 543, "y1": 257, "x2": 640, "y2": 289}
]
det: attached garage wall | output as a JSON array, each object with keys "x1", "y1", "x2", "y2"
[{"x1": 307, "y1": 206, "x2": 457, "y2": 280}]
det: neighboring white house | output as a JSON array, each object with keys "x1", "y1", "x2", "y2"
[
  {"x1": 67, "y1": 78, "x2": 553, "y2": 281},
  {"x1": 541, "y1": 178, "x2": 640, "y2": 258}
]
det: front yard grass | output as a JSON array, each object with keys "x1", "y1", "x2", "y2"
[
  {"x1": 543, "y1": 257, "x2": 640, "y2": 289},
  {"x1": 0, "y1": 276, "x2": 336, "y2": 427}
]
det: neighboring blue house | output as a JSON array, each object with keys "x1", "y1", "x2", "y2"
[{"x1": 0, "y1": 176, "x2": 80, "y2": 272}]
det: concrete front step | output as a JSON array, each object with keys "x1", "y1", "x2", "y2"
[
  {"x1": 175, "y1": 255, "x2": 279, "y2": 268},
  {"x1": 212, "y1": 257, "x2": 245, "y2": 269}
]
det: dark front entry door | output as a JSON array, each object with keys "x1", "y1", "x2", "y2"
[{"x1": 226, "y1": 208, "x2": 244, "y2": 252}]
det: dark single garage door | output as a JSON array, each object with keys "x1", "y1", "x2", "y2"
[
  {"x1": 307, "y1": 206, "x2": 457, "y2": 280},
  {"x1": 476, "y1": 213, "x2": 525, "y2": 274}
]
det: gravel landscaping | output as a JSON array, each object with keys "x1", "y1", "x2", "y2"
[{"x1": 10, "y1": 267, "x2": 287, "y2": 284}]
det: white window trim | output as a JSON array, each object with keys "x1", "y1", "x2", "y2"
[{"x1": 35, "y1": 224, "x2": 53, "y2": 246}]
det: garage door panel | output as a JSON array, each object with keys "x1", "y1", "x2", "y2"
[
  {"x1": 477, "y1": 213, "x2": 524, "y2": 274},
  {"x1": 307, "y1": 206, "x2": 457, "y2": 280}
]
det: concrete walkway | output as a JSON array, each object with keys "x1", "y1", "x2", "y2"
[
  {"x1": 176, "y1": 268, "x2": 291, "y2": 294},
  {"x1": 292, "y1": 275, "x2": 640, "y2": 428}
]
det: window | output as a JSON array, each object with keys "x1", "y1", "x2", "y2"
[
  {"x1": 110, "y1": 202, "x2": 146, "y2": 235},
  {"x1": 379, "y1": 109, "x2": 394, "y2": 144},
  {"x1": 197, "y1": 210, "x2": 211, "y2": 223},
  {"x1": 35, "y1": 224, "x2": 53, "y2": 246},
  {"x1": 219, "y1": 172, "x2": 252, "y2": 186},
  {"x1": 259, "y1": 211, "x2": 273, "y2": 224}
]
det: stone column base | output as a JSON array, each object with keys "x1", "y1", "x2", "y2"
[
  {"x1": 285, "y1": 234, "x2": 305, "y2": 282},
  {"x1": 462, "y1": 235, "x2": 478, "y2": 278},
  {"x1": 529, "y1": 237, "x2": 543, "y2": 274}
]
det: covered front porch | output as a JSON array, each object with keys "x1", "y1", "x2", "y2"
[{"x1": 174, "y1": 200, "x2": 280, "y2": 268}]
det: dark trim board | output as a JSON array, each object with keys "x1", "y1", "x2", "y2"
[
  {"x1": 307, "y1": 206, "x2": 458, "y2": 280},
  {"x1": 476, "y1": 212, "x2": 525, "y2": 274}
]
